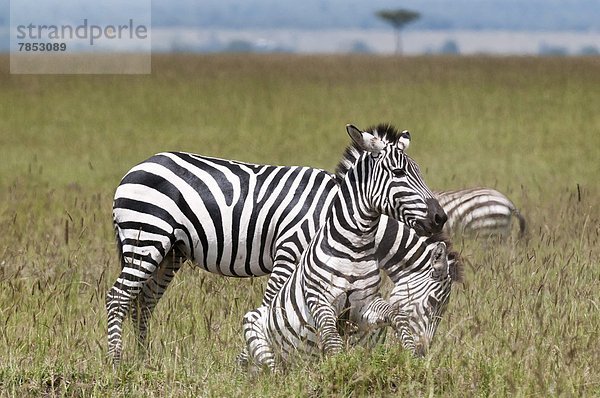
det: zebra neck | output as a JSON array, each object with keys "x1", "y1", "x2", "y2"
[
  {"x1": 378, "y1": 223, "x2": 431, "y2": 283},
  {"x1": 325, "y1": 169, "x2": 381, "y2": 252}
]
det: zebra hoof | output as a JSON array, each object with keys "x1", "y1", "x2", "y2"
[{"x1": 235, "y1": 353, "x2": 249, "y2": 368}]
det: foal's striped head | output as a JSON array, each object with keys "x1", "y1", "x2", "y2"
[
  {"x1": 343, "y1": 124, "x2": 447, "y2": 236},
  {"x1": 388, "y1": 237, "x2": 463, "y2": 356}
]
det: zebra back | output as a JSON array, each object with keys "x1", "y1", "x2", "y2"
[{"x1": 435, "y1": 187, "x2": 526, "y2": 239}]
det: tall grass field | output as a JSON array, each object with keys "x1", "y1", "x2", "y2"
[{"x1": 0, "y1": 55, "x2": 598, "y2": 396}]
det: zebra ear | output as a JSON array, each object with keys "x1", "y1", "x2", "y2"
[
  {"x1": 346, "y1": 124, "x2": 386, "y2": 154},
  {"x1": 431, "y1": 242, "x2": 449, "y2": 279},
  {"x1": 398, "y1": 130, "x2": 411, "y2": 152}
]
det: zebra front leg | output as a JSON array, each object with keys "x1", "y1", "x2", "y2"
[
  {"x1": 307, "y1": 297, "x2": 344, "y2": 356},
  {"x1": 359, "y1": 297, "x2": 394, "y2": 329},
  {"x1": 370, "y1": 301, "x2": 416, "y2": 354},
  {"x1": 261, "y1": 247, "x2": 298, "y2": 306},
  {"x1": 242, "y1": 307, "x2": 279, "y2": 373},
  {"x1": 389, "y1": 310, "x2": 416, "y2": 354},
  {"x1": 261, "y1": 269, "x2": 291, "y2": 307},
  {"x1": 359, "y1": 297, "x2": 415, "y2": 352}
]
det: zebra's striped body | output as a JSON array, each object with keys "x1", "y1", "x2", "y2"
[
  {"x1": 241, "y1": 125, "x2": 447, "y2": 372},
  {"x1": 435, "y1": 188, "x2": 526, "y2": 238},
  {"x1": 113, "y1": 152, "x2": 337, "y2": 276},
  {"x1": 107, "y1": 153, "x2": 338, "y2": 363}
]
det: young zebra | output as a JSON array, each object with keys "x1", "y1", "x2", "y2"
[
  {"x1": 238, "y1": 221, "x2": 463, "y2": 368},
  {"x1": 241, "y1": 124, "x2": 446, "y2": 372},
  {"x1": 435, "y1": 188, "x2": 526, "y2": 238},
  {"x1": 106, "y1": 123, "x2": 446, "y2": 364},
  {"x1": 374, "y1": 218, "x2": 463, "y2": 356}
]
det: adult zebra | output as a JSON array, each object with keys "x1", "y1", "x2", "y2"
[
  {"x1": 435, "y1": 188, "x2": 526, "y2": 238},
  {"x1": 107, "y1": 123, "x2": 446, "y2": 364},
  {"x1": 241, "y1": 125, "x2": 452, "y2": 371}
]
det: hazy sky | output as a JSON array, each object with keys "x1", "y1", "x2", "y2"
[
  {"x1": 2, "y1": 0, "x2": 599, "y2": 31},
  {"x1": 3, "y1": 0, "x2": 599, "y2": 54}
]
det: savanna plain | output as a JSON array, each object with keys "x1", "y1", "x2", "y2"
[{"x1": 0, "y1": 54, "x2": 598, "y2": 397}]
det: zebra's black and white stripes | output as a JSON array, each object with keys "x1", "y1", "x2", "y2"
[
  {"x1": 435, "y1": 187, "x2": 526, "y2": 238},
  {"x1": 241, "y1": 125, "x2": 447, "y2": 371},
  {"x1": 108, "y1": 153, "x2": 338, "y2": 363}
]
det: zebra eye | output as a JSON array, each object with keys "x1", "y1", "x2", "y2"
[{"x1": 392, "y1": 169, "x2": 406, "y2": 178}]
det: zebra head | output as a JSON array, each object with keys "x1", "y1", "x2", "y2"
[
  {"x1": 345, "y1": 124, "x2": 447, "y2": 236},
  {"x1": 388, "y1": 240, "x2": 460, "y2": 357}
]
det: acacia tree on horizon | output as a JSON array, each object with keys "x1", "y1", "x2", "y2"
[{"x1": 376, "y1": 9, "x2": 420, "y2": 55}]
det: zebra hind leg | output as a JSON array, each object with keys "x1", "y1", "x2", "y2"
[
  {"x1": 106, "y1": 284, "x2": 130, "y2": 365},
  {"x1": 106, "y1": 247, "x2": 165, "y2": 365},
  {"x1": 235, "y1": 347, "x2": 250, "y2": 368},
  {"x1": 130, "y1": 246, "x2": 186, "y2": 359}
]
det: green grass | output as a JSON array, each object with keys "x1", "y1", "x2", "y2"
[{"x1": 0, "y1": 54, "x2": 598, "y2": 396}]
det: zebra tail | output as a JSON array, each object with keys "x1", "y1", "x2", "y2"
[
  {"x1": 114, "y1": 225, "x2": 125, "y2": 269},
  {"x1": 513, "y1": 209, "x2": 527, "y2": 239}
]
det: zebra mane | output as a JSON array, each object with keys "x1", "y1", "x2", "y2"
[
  {"x1": 427, "y1": 232, "x2": 464, "y2": 283},
  {"x1": 334, "y1": 123, "x2": 406, "y2": 182}
]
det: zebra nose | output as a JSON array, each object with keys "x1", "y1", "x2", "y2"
[
  {"x1": 413, "y1": 336, "x2": 430, "y2": 358},
  {"x1": 414, "y1": 342, "x2": 427, "y2": 358},
  {"x1": 427, "y1": 198, "x2": 447, "y2": 232},
  {"x1": 434, "y1": 212, "x2": 447, "y2": 227}
]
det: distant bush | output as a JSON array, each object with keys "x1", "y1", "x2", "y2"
[
  {"x1": 539, "y1": 43, "x2": 568, "y2": 56},
  {"x1": 348, "y1": 40, "x2": 372, "y2": 54},
  {"x1": 579, "y1": 45, "x2": 599, "y2": 55},
  {"x1": 439, "y1": 40, "x2": 460, "y2": 55},
  {"x1": 224, "y1": 39, "x2": 255, "y2": 53}
]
